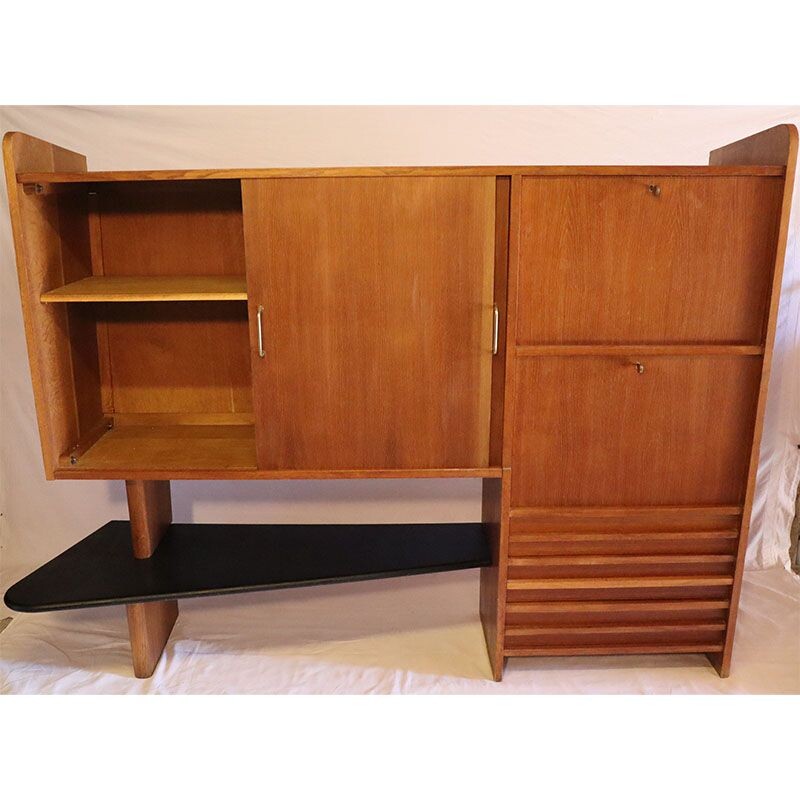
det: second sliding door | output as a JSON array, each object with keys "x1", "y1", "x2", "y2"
[{"x1": 242, "y1": 177, "x2": 496, "y2": 470}]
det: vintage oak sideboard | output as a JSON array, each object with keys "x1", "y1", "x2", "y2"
[{"x1": 2, "y1": 125, "x2": 796, "y2": 680}]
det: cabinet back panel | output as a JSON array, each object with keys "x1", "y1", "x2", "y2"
[
  {"x1": 100, "y1": 303, "x2": 252, "y2": 415},
  {"x1": 511, "y1": 355, "x2": 761, "y2": 507},
  {"x1": 96, "y1": 181, "x2": 245, "y2": 277},
  {"x1": 517, "y1": 176, "x2": 783, "y2": 344},
  {"x1": 243, "y1": 176, "x2": 495, "y2": 470},
  {"x1": 94, "y1": 182, "x2": 251, "y2": 415}
]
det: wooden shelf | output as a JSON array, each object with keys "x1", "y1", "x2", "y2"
[
  {"x1": 69, "y1": 424, "x2": 258, "y2": 471},
  {"x1": 60, "y1": 424, "x2": 503, "y2": 479},
  {"x1": 3, "y1": 521, "x2": 491, "y2": 612},
  {"x1": 40, "y1": 276, "x2": 248, "y2": 303}
]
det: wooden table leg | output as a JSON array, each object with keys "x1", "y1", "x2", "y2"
[{"x1": 124, "y1": 480, "x2": 178, "y2": 678}]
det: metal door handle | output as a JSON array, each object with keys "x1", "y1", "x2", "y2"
[
  {"x1": 492, "y1": 304, "x2": 499, "y2": 355},
  {"x1": 257, "y1": 305, "x2": 265, "y2": 358}
]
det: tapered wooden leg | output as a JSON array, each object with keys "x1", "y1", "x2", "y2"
[
  {"x1": 127, "y1": 600, "x2": 179, "y2": 678},
  {"x1": 124, "y1": 480, "x2": 178, "y2": 679}
]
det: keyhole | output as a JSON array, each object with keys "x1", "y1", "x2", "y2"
[
  {"x1": 648, "y1": 184, "x2": 661, "y2": 197},
  {"x1": 634, "y1": 362, "x2": 645, "y2": 374}
]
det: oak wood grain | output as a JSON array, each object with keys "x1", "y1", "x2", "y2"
[
  {"x1": 511, "y1": 356, "x2": 761, "y2": 507},
  {"x1": 242, "y1": 176, "x2": 495, "y2": 470},
  {"x1": 707, "y1": 124, "x2": 799, "y2": 678},
  {"x1": 15, "y1": 165, "x2": 786, "y2": 184},
  {"x1": 41, "y1": 275, "x2": 248, "y2": 303},
  {"x1": 2, "y1": 132, "x2": 102, "y2": 478},
  {"x1": 505, "y1": 599, "x2": 730, "y2": 627},
  {"x1": 96, "y1": 181, "x2": 252, "y2": 417},
  {"x1": 125, "y1": 479, "x2": 178, "y2": 679},
  {"x1": 517, "y1": 176, "x2": 784, "y2": 345}
]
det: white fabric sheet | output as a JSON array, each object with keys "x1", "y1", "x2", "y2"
[
  {"x1": 1, "y1": 566, "x2": 797, "y2": 694},
  {"x1": 0, "y1": 107, "x2": 799, "y2": 693}
]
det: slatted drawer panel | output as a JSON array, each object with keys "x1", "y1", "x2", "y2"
[{"x1": 504, "y1": 515, "x2": 738, "y2": 655}]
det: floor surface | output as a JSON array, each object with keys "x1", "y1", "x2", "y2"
[{"x1": 1, "y1": 565, "x2": 797, "y2": 694}]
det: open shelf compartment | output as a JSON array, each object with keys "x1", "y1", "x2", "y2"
[{"x1": 4, "y1": 522, "x2": 491, "y2": 611}]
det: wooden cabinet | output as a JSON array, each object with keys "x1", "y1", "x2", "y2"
[
  {"x1": 241, "y1": 177, "x2": 496, "y2": 470},
  {"x1": 2, "y1": 125, "x2": 796, "y2": 682}
]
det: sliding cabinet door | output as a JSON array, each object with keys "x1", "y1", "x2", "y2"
[{"x1": 242, "y1": 177, "x2": 495, "y2": 470}]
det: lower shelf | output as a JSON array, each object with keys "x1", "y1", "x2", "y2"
[{"x1": 4, "y1": 521, "x2": 490, "y2": 612}]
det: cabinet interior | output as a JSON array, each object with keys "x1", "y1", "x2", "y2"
[{"x1": 36, "y1": 180, "x2": 256, "y2": 471}]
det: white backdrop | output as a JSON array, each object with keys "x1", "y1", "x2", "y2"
[{"x1": 1, "y1": 106, "x2": 799, "y2": 614}]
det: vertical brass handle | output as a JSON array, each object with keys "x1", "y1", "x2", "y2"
[
  {"x1": 492, "y1": 304, "x2": 499, "y2": 355},
  {"x1": 256, "y1": 305, "x2": 265, "y2": 358}
]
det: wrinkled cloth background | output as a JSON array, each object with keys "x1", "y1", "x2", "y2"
[{"x1": 1, "y1": 106, "x2": 798, "y2": 693}]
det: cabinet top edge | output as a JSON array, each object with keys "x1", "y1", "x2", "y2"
[{"x1": 15, "y1": 165, "x2": 786, "y2": 183}]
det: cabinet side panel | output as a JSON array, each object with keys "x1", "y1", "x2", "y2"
[
  {"x1": 708, "y1": 124, "x2": 799, "y2": 676},
  {"x1": 2, "y1": 133, "x2": 100, "y2": 477}
]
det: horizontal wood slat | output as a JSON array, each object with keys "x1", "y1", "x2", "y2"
[
  {"x1": 509, "y1": 530, "x2": 740, "y2": 556},
  {"x1": 507, "y1": 575, "x2": 734, "y2": 603},
  {"x1": 504, "y1": 644, "x2": 724, "y2": 656},
  {"x1": 507, "y1": 554, "x2": 735, "y2": 579},
  {"x1": 16, "y1": 166, "x2": 787, "y2": 184},
  {"x1": 505, "y1": 621, "x2": 726, "y2": 648},
  {"x1": 516, "y1": 345, "x2": 764, "y2": 357},
  {"x1": 505, "y1": 599, "x2": 730, "y2": 626}
]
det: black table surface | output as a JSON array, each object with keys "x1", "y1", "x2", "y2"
[{"x1": 5, "y1": 521, "x2": 491, "y2": 612}]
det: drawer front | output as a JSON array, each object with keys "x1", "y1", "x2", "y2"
[
  {"x1": 511, "y1": 355, "x2": 760, "y2": 508},
  {"x1": 517, "y1": 176, "x2": 783, "y2": 345},
  {"x1": 504, "y1": 514, "x2": 735, "y2": 654}
]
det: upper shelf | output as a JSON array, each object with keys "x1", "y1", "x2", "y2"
[
  {"x1": 40, "y1": 275, "x2": 248, "y2": 303},
  {"x1": 16, "y1": 165, "x2": 787, "y2": 184}
]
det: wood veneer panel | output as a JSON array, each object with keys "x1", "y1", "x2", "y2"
[
  {"x1": 505, "y1": 644, "x2": 724, "y2": 656},
  {"x1": 517, "y1": 176, "x2": 783, "y2": 345},
  {"x1": 504, "y1": 622, "x2": 726, "y2": 648},
  {"x1": 708, "y1": 124, "x2": 799, "y2": 678},
  {"x1": 96, "y1": 181, "x2": 251, "y2": 416},
  {"x1": 72, "y1": 424, "x2": 257, "y2": 471},
  {"x1": 243, "y1": 176, "x2": 495, "y2": 470},
  {"x1": 41, "y1": 275, "x2": 248, "y2": 302},
  {"x1": 2, "y1": 132, "x2": 102, "y2": 478},
  {"x1": 506, "y1": 554, "x2": 735, "y2": 580},
  {"x1": 16, "y1": 165, "x2": 786, "y2": 183},
  {"x1": 100, "y1": 303, "x2": 252, "y2": 414},
  {"x1": 508, "y1": 530, "x2": 739, "y2": 557},
  {"x1": 506, "y1": 575, "x2": 733, "y2": 603},
  {"x1": 505, "y1": 600, "x2": 731, "y2": 627},
  {"x1": 56, "y1": 465, "x2": 503, "y2": 480},
  {"x1": 511, "y1": 356, "x2": 761, "y2": 507}
]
